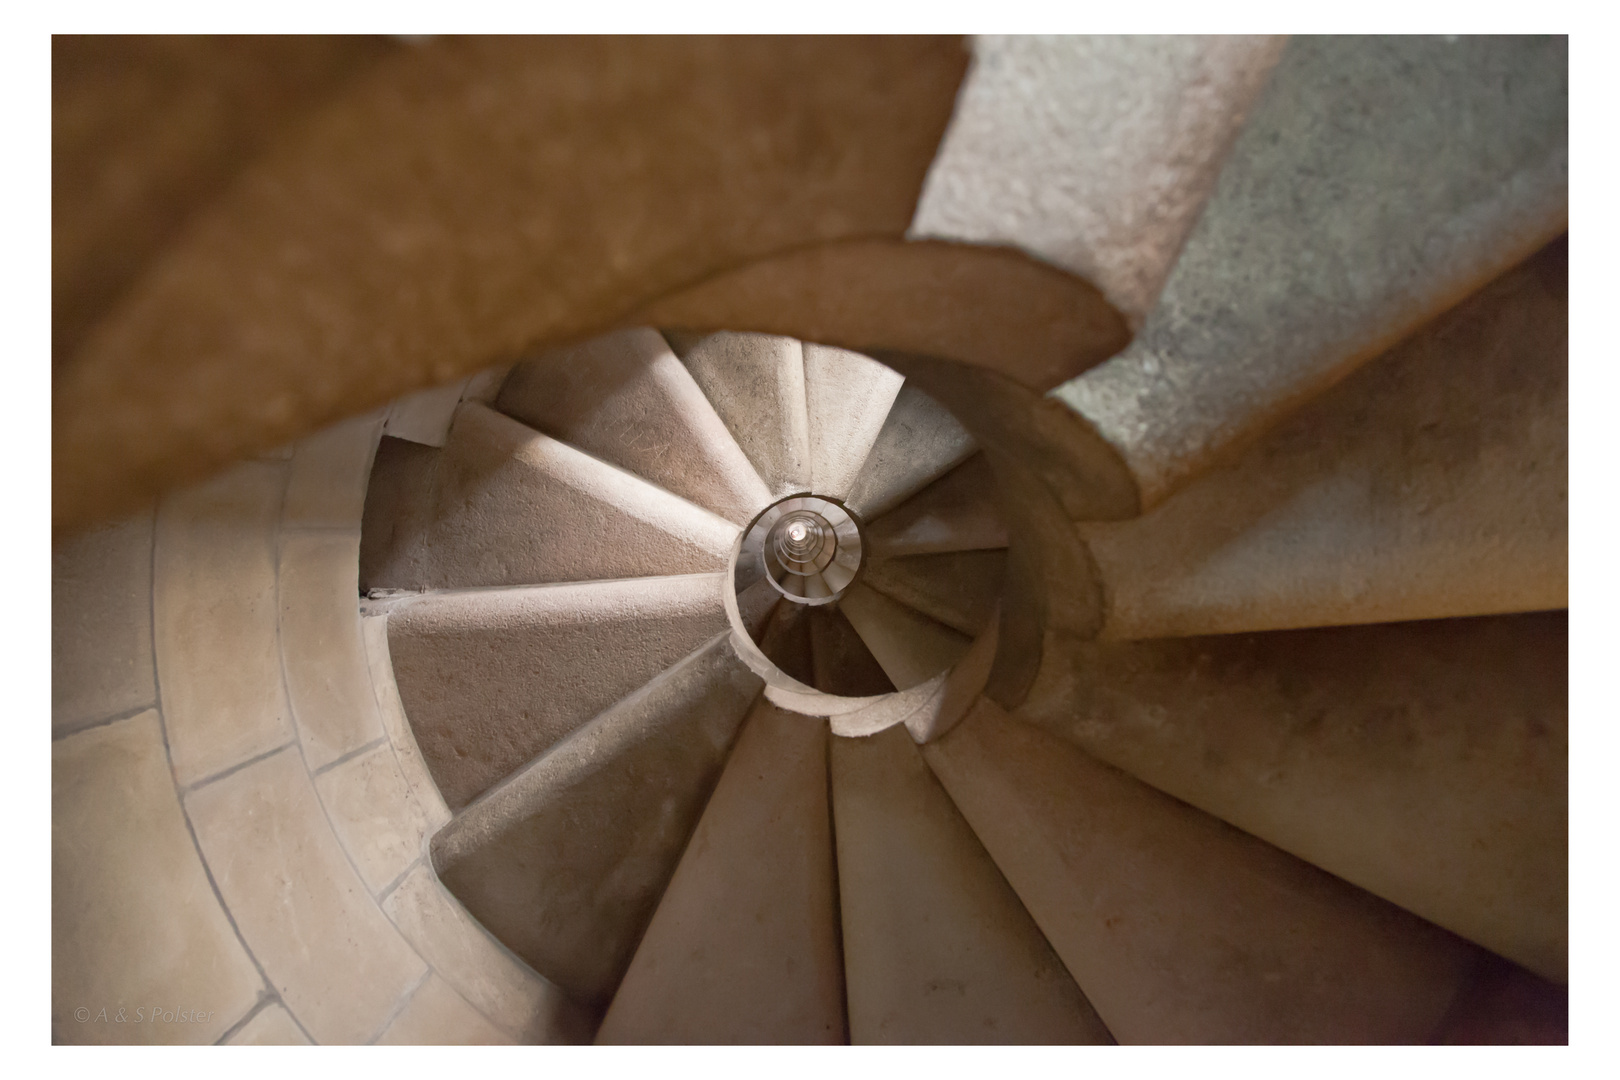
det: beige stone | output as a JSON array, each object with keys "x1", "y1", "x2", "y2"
[
  {"x1": 282, "y1": 411, "x2": 384, "y2": 529},
  {"x1": 280, "y1": 531, "x2": 384, "y2": 770},
  {"x1": 673, "y1": 332, "x2": 811, "y2": 498},
  {"x1": 384, "y1": 379, "x2": 469, "y2": 447},
  {"x1": 863, "y1": 453, "x2": 1008, "y2": 559},
  {"x1": 315, "y1": 742, "x2": 434, "y2": 896},
  {"x1": 863, "y1": 549, "x2": 1006, "y2": 637},
  {"x1": 185, "y1": 746, "x2": 427, "y2": 1045},
  {"x1": 803, "y1": 344, "x2": 904, "y2": 500},
  {"x1": 597, "y1": 702, "x2": 845, "y2": 1044},
  {"x1": 53, "y1": 711, "x2": 263, "y2": 1045},
  {"x1": 52, "y1": 506, "x2": 156, "y2": 733},
  {"x1": 382, "y1": 863, "x2": 591, "y2": 1045},
  {"x1": 360, "y1": 613, "x2": 450, "y2": 831},
  {"x1": 375, "y1": 974, "x2": 513, "y2": 1045},
  {"x1": 839, "y1": 582, "x2": 971, "y2": 691},
  {"x1": 153, "y1": 459, "x2": 294, "y2": 786},
  {"x1": 842, "y1": 384, "x2": 976, "y2": 522},
  {"x1": 224, "y1": 1002, "x2": 310, "y2": 1045}
]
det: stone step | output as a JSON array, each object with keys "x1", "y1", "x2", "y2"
[
  {"x1": 596, "y1": 701, "x2": 844, "y2": 1044},
  {"x1": 497, "y1": 327, "x2": 772, "y2": 525},
  {"x1": 831, "y1": 725, "x2": 1111, "y2": 1044},
  {"x1": 672, "y1": 331, "x2": 813, "y2": 500},
  {"x1": 862, "y1": 453, "x2": 1009, "y2": 559},
  {"x1": 431, "y1": 633, "x2": 763, "y2": 1013},
  {"x1": 1017, "y1": 610, "x2": 1567, "y2": 984},
  {"x1": 808, "y1": 606, "x2": 894, "y2": 699},
  {"x1": 387, "y1": 574, "x2": 731, "y2": 810},
  {"x1": 802, "y1": 343, "x2": 905, "y2": 500},
  {"x1": 1077, "y1": 238, "x2": 1567, "y2": 640},
  {"x1": 360, "y1": 402, "x2": 737, "y2": 591},
  {"x1": 839, "y1": 583, "x2": 971, "y2": 692},
  {"x1": 758, "y1": 600, "x2": 815, "y2": 689},
  {"x1": 862, "y1": 549, "x2": 1006, "y2": 637},
  {"x1": 1051, "y1": 36, "x2": 1567, "y2": 512},
  {"x1": 923, "y1": 699, "x2": 1479, "y2": 1044},
  {"x1": 841, "y1": 384, "x2": 976, "y2": 522}
]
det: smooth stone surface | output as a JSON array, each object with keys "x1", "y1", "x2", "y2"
[
  {"x1": 389, "y1": 573, "x2": 731, "y2": 810},
  {"x1": 1079, "y1": 238, "x2": 1568, "y2": 639},
  {"x1": 224, "y1": 1002, "x2": 311, "y2": 1045},
  {"x1": 282, "y1": 410, "x2": 384, "y2": 528},
  {"x1": 499, "y1": 326, "x2": 772, "y2": 524},
  {"x1": 360, "y1": 613, "x2": 451, "y2": 833},
  {"x1": 839, "y1": 582, "x2": 971, "y2": 692},
  {"x1": 280, "y1": 531, "x2": 384, "y2": 771},
  {"x1": 912, "y1": 35, "x2": 1288, "y2": 325},
  {"x1": 52, "y1": 505, "x2": 156, "y2": 733},
  {"x1": 382, "y1": 863, "x2": 591, "y2": 1044},
  {"x1": 1053, "y1": 35, "x2": 1568, "y2": 509},
  {"x1": 384, "y1": 378, "x2": 470, "y2": 447},
  {"x1": 433, "y1": 634, "x2": 761, "y2": 1009},
  {"x1": 315, "y1": 741, "x2": 435, "y2": 897},
  {"x1": 863, "y1": 452, "x2": 1009, "y2": 559},
  {"x1": 863, "y1": 549, "x2": 1006, "y2": 637},
  {"x1": 841, "y1": 384, "x2": 976, "y2": 522},
  {"x1": 53, "y1": 711, "x2": 264, "y2": 1045},
  {"x1": 925, "y1": 699, "x2": 1477, "y2": 1044},
  {"x1": 1020, "y1": 611, "x2": 1568, "y2": 983},
  {"x1": 802, "y1": 343, "x2": 904, "y2": 500},
  {"x1": 359, "y1": 403, "x2": 737, "y2": 591},
  {"x1": 597, "y1": 702, "x2": 844, "y2": 1044},
  {"x1": 831, "y1": 725, "x2": 1111, "y2": 1045},
  {"x1": 673, "y1": 331, "x2": 811, "y2": 499},
  {"x1": 374, "y1": 974, "x2": 514, "y2": 1045},
  {"x1": 153, "y1": 459, "x2": 295, "y2": 786},
  {"x1": 185, "y1": 747, "x2": 428, "y2": 1046}
]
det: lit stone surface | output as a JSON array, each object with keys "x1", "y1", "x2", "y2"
[
  {"x1": 384, "y1": 378, "x2": 470, "y2": 447},
  {"x1": 360, "y1": 614, "x2": 451, "y2": 832},
  {"x1": 803, "y1": 343, "x2": 904, "y2": 500},
  {"x1": 841, "y1": 384, "x2": 976, "y2": 522},
  {"x1": 282, "y1": 411, "x2": 384, "y2": 528},
  {"x1": 53, "y1": 712, "x2": 263, "y2": 1045},
  {"x1": 675, "y1": 331, "x2": 811, "y2": 498},
  {"x1": 863, "y1": 453, "x2": 1008, "y2": 560},
  {"x1": 52, "y1": 505, "x2": 156, "y2": 733},
  {"x1": 185, "y1": 747, "x2": 428, "y2": 1045},
  {"x1": 153, "y1": 460, "x2": 294, "y2": 786},
  {"x1": 375, "y1": 974, "x2": 514, "y2": 1045},
  {"x1": 224, "y1": 1003, "x2": 310, "y2": 1045},
  {"x1": 315, "y1": 742, "x2": 434, "y2": 896}
]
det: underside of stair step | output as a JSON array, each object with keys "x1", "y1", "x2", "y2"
[
  {"x1": 671, "y1": 331, "x2": 813, "y2": 499},
  {"x1": 803, "y1": 343, "x2": 906, "y2": 500},
  {"x1": 862, "y1": 549, "x2": 1007, "y2": 637},
  {"x1": 840, "y1": 383, "x2": 977, "y2": 522},
  {"x1": 862, "y1": 452, "x2": 1010, "y2": 560}
]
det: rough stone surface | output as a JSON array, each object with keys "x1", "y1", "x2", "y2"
[
  {"x1": 842, "y1": 384, "x2": 976, "y2": 522},
  {"x1": 359, "y1": 404, "x2": 736, "y2": 591},
  {"x1": 282, "y1": 411, "x2": 384, "y2": 528},
  {"x1": 185, "y1": 747, "x2": 428, "y2": 1045},
  {"x1": 280, "y1": 531, "x2": 384, "y2": 771},
  {"x1": 863, "y1": 549, "x2": 1006, "y2": 637},
  {"x1": 52, "y1": 711, "x2": 264, "y2": 1045},
  {"x1": 925, "y1": 700, "x2": 1477, "y2": 1044},
  {"x1": 803, "y1": 344, "x2": 905, "y2": 500},
  {"x1": 839, "y1": 583, "x2": 971, "y2": 692},
  {"x1": 597, "y1": 702, "x2": 845, "y2": 1044},
  {"x1": 225, "y1": 1003, "x2": 311, "y2": 1045},
  {"x1": 52, "y1": 505, "x2": 156, "y2": 733},
  {"x1": 911, "y1": 35, "x2": 1287, "y2": 325},
  {"x1": 1079, "y1": 238, "x2": 1568, "y2": 639},
  {"x1": 153, "y1": 459, "x2": 295, "y2": 786},
  {"x1": 498, "y1": 326, "x2": 772, "y2": 524},
  {"x1": 433, "y1": 635, "x2": 761, "y2": 1009},
  {"x1": 389, "y1": 573, "x2": 731, "y2": 810},
  {"x1": 315, "y1": 742, "x2": 434, "y2": 896},
  {"x1": 863, "y1": 452, "x2": 1008, "y2": 559},
  {"x1": 382, "y1": 863, "x2": 592, "y2": 1044},
  {"x1": 831, "y1": 725, "x2": 1110, "y2": 1045},
  {"x1": 375, "y1": 974, "x2": 513, "y2": 1045},
  {"x1": 673, "y1": 331, "x2": 811, "y2": 498},
  {"x1": 1020, "y1": 611, "x2": 1568, "y2": 983},
  {"x1": 1053, "y1": 35, "x2": 1568, "y2": 509}
]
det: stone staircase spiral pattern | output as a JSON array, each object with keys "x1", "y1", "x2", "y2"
[{"x1": 51, "y1": 35, "x2": 1566, "y2": 1045}]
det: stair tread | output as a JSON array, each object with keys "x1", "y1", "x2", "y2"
[
  {"x1": 808, "y1": 606, "x2": 894, "y2": 699},
  {"x1": 863, "y1": 453, "x2": 1009, "y2": 559},
  {"x1": 832, "y1": 725, "x2": 1112, "y2": 1045},
  {"x1": 388, "y1": 574, "x2": 731, "y2": 810},
  {"x1": 863, "y1": 549, "x2": 1007, "y2": 638},
  {"x1": 839, "y1": 582, "x2": 972, "y2": 692},
  {"x1": 675, "y1": 331, "x2": 813, "y2": 500},
  {"x1": 596, "y1": 701, "x2": 844, "y2": 1044},
  {"x1": 432, "y1": 633, "x2": 763, "y2": 1011},
  {"x1": 841, "y1": 384, "x2": 976, "y2": 522},
  {"x1": 803, "y1": 343, "x2": 905, "y2": 500}
]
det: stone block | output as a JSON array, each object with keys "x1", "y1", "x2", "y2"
[
  {"x1": 315, "y1": 742, "x2": 434, "y2": 896},
  {"x1": 52, "y1": 506, "x2": 156, "y2": 733},
  {"x1": 224, "y1": 1002, "x2": 310, "y2": 1045},
  {"x1": 361, "y1": 614, "x2": 450, "y2": 830},
  {"x1": 375, "y1": 974, "x2": 513, "y2": 1045},
  {"x1": 283, "y1": 411, "x2": 385, "y2": 529}
]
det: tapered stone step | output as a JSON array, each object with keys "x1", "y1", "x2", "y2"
[
  {"x1": 831, "y1": 725, "x2": 1111, "y2": 1044},
  {"x1": 841, "y1": 385, "x2": 976, "y2": 522},
  {"x1": 863, "y1": 453, "x2": 1009, "y2": 560},
  {"x1": 803, "y1": 343, "x2": 905, "y2": 500},
  {"x1": 596, "y1": 701, "x2": 844, "y2": 1044},
  {"x1": 809, "y1": 606, "x2": 894, "y2": 699},
  {"x1": 1018, "y1": 610, "x2": 1568, "y2": 983},
  {"x1": 672, "y1": 331, "x2": 812, "y2": 500},
  {"x1": 1052, "y1": 35, "x2": 1567, "y2": 511},
  {"x1": 432, "y1": 634, "x2": 762, "y2": 1012},
  {"x1": 759, "y1": 601, "x2": 815, "y2": 688},
  {"x1": 496, "y1": 327, "x2": 772, "y2": 525},
  {"x1": 923, "y1": 699, "x2": 1477, "y2": 1043},
  {"x1": 361, "y1": 403, "x2": 737, "y2": 591},
  {"x1": 388, "y1": 574, "x2": 731, "y2": 810},
  {"x1": 862, "y1": 549, "x2": 1006, "y2": 637},
  {"x1": 1077, "y1": 237, "x2": 1568, "y2": 640},
  {"x1": 839, "y1": 583, "x2": 972, "y2": 692}
]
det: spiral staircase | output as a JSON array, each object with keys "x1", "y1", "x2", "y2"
[{"x1": 52, "y1": 35, "x2": 1568, "y2": 1045}]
